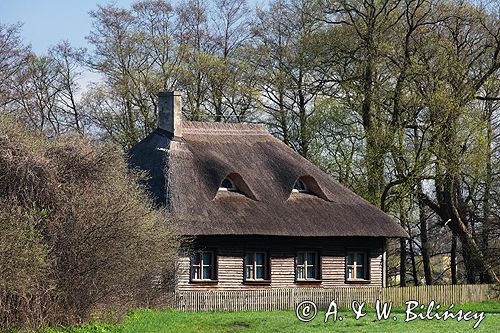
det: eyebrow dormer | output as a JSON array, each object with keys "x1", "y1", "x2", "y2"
[
  {"x1": 216, "y1": 172, "x2": 257, "y2": 200},
  {"x1": 290, "y1": 175, "x2": 330, "y2": 201}
]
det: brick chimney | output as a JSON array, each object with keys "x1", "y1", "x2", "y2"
[{"x1": 157, "y1": 91, "x2": 182, "y2": 138}]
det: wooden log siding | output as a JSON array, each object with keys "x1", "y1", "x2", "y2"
[
  {"x1": 171, "y1": 284, "x2": 496, "y2": 312},
  {"x1": 177, "y1": 236, "x2": 385, "y2": 291}
]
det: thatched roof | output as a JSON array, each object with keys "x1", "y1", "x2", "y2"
[{"x1": 129, "y1": 121, "x2": 407, "y2": 238}]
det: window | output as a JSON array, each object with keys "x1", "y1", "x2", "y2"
[
  {"x1": 219, "y1": 177, "x2": 237, "y2": 191},
  {"x1": 292, "y1": 179, "x2": 308, "y2": 193},
  {"x1": 296, "y1": 251, "x2": 320, "y2": 280},
  {"x1": 215, "y1": 173, "x2": 258, "y2": 200},
  {"x1": 346, "y1": 251, "x2": 369, "y2": 281},
  {"x1": 289, "y1": 175, "x2": 330, "y2": 201},
  {"x1": 245, "y1": 252, "x2": 269, "y2": 281},
  {"x1": 191, "y1": 251, "x2": 216, "y2": 281}
]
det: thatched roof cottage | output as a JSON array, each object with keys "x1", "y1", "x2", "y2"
[{"x1": 130, "y1": 91, "x2": 407, "y2": 290}]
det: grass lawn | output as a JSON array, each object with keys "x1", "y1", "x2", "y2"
[{"x1": 44, "y1": 300, "x2": 500, "y2": 333}]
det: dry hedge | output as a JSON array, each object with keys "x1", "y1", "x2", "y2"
[{"x1": 0, "y1": 115, "x2": 179, "y2": 331}]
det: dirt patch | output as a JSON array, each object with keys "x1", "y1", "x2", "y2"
[{"x1": 225, "y1": 322, "x2": 250, "y2": 332}]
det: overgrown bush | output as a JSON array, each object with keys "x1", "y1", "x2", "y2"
[{"x1": 0, "y1": 115, "x2": 179, "y2": 331}]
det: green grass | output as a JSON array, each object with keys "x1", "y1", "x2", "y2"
[{"x1": 43, "y1": 300, "x2": 500, "y2": 333}]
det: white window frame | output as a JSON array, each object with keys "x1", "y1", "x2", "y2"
[
  {"x1": 346, "y1": 251, "x2": 369, "y2": 281},
  {"x1": 191, "y1": 251, "x2": 216, "y2": 281},
  {"x1": 296, "y1": 251, "x2": 319, "y2": 280},
  {"x1": 245, "y1": 252, "x2": 269, "y2": 281}
]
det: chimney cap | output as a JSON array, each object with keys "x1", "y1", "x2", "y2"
[{"x1": 158, "y1": 90, "x2": 181, "y2": 96}]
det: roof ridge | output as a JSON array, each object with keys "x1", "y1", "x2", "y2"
[{"x1": 183, "y1": 121, "x2": 268, "y2": 135}]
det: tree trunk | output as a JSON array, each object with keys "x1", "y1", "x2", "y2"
[
  {"x1": 448, "y1": 196, "x2": 496, "y2": 283},
  {"x1": 480, "y1": 99, "x2": 493, "y2": 283},
  {"x1": 398, "y1": 197, "x2": 408, "y2": 287},
  {"x1": 297, "y1": 68, "x2": 308, "y2": 159},
  {"x1": 214, "y1": 88, "x2": 223, "y2": 122},
  {"x1": 451, "y1": 234, "x2": 457, "y2": 284},
  {"x1": 278, "y1": 89, "x2": 289, "y2": 145},
  {"x1": 407, "y1": 225, "x2": 419, "y2": 286},
  {"x1": 418, "y1": 195, "x2": 432, "y2": 285},
  {"x1": 360, "y1": 20, "x2": 384, "y2": 205},
  {"x1": 462, "y1": 241, "x2": 477, "y2": 284},
  {"x1": 400, "y1": 237, "x2": 406, "y2": 287},
  {"x1": 419, "y1": 179, "x2": 498, "y2": 283}
]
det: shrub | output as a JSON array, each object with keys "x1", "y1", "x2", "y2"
[{"x1": 0, "y1": 115, "x2": 179, "y2": 331}]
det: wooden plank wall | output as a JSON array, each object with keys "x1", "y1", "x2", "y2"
[
  {"x1": 177, "y1": 236, "x2": 384, "y2": 291},
  {"x1": 170, "y1": 284, "x2": 496, "y2": 312}
]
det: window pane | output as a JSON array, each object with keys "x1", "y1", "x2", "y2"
[
  {"x1": 297, "y1": 253, "x2": 304, "y2": 265},
  {"x1": 221, "y1": 178, "x2": 233, "y2": 189},
  {"x1": 356, "y1": 253, "x2": 364, "y2": 265},
  {"x1": 203, "y1": 252, "x2": 212, "y2": 265},
  {"x1": 356, "y1": 266, "x2": 364, "y2": 279},
  {"x1": 297, "y1": 266, "x2": 304, "y2": 279},
  {"x1": 192, "y1": 266, "x2": 200, "y2": 280},
  {"x1": 306, "y1": 252, "x2": 315, "y2": 265},
  {"x1": 307, "y1": 265, "x2": 316, "y2": 279},
  {"x1": 348, "y1": 254, "x2": 354, "y2": 265},
  {"x1": 348, "y1": 266, "x2": 353, "y2": 279},
  {"x1": 294, "y1": 179, "x2": 306, "y2": 191},
  {"x1": 245, "y1": 265, "x2": 253, "y2": 279},
  {"x1": 245, "y1": 254, "x2": 252, "y2": 265},
  {"x1": 192, "y1": 254, "x2": 200, "y2": 265},
  {"x1": 256, "y1": 266, "x2": 264, "y2": 279},
  {"x1": 203, "y1": 266, "x2": 212, "y2": 279},
  {"x1": 255, "y1": 253, "x2": 264, "y2": 265}
]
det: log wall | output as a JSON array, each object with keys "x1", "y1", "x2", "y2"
[{"x1": 177, "y1": 236, "x2": 385, "y2": 291}]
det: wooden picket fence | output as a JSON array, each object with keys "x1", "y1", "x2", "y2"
[{"x1": 169, "y1": 284, "x2": 498, "y2": 312}]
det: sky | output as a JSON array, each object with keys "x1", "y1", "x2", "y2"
[
  {"x1": 0, "y1": 0, "x2": 136, "y2": 54},
  {"x1": 0, "y1": 0, "x2": 262, "y2": 87},
  {"x1": 0, "y1": 0, "x2": 263, "y2": 55}
]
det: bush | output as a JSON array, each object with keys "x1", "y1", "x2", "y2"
[{"x1": 0, "y1": 115, "x2": 179, "y2": 331}]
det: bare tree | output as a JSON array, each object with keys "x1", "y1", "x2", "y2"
[{"x1": 0, "y1": 23, "x2": 30, "y2": 108}]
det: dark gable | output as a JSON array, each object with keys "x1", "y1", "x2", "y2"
[{"x1": 131, "y1": 121, "x2": 408, "y2": 238}]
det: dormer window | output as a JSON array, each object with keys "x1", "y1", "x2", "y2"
[
  {"x1": 292, "y1": 179, "x2": 308, "y2": 193},
  {"x1": 289, "y1": 175, "x2": 330, "y2": 201},
  {"x1": 219, "y1": 177, "x2": 238, "y2": 192},
  {"x1": 215, "y1": 173, "x2": 257, "y2": 200}
]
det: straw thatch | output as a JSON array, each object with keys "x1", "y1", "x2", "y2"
[{"x1": 129, "y1": 121, "x2": 408, "y2": 238}]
